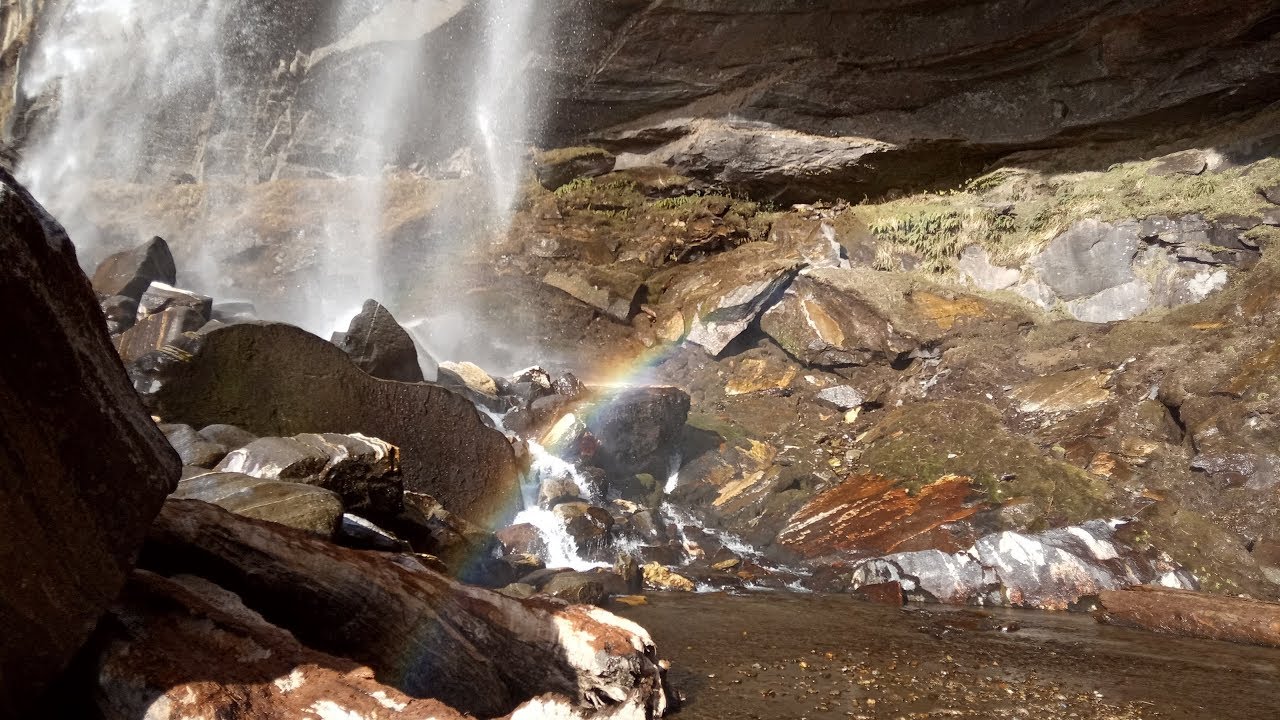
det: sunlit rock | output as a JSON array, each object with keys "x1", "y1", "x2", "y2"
[
  {"x1": 172, "y1": 471, "x2": 344, "y2": 537},
  {"x1": 336, "y1": 299, "x2": 425, "y2": 383}
]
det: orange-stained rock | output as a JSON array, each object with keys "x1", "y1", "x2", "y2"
[
  {"x1": 777, "y1": 474, "x2": 986, "y2": 560},
  {"x1": 1097, "y1": 586, "x2": 1280, "y2": 648}
]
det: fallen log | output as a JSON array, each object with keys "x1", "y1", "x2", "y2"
[
  {"x1": 141, "y1": 500, "x2": 673, "y2": 719},
  {"x1": 1096, "y1": 586, "x2": 1280, "y2": 648}
]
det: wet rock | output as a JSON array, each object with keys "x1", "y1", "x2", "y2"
[
  {"x1": 497, "y1": 523, "x2": 550, "y2": 558},
  {"x1": 1148, "y1": 150, "x2": 1209, "y2": 176},
  {"x1": 215, "y1": 433, "x2": 402, "y2": 515},
  {"x1": 533, "y1": 146, "x2": 616, "y2": 190},
  {"x1": 338, "y1": 513, "x2": 410, "y2": 552},
  {"x1": 90, "y1": 235, "x2": 176, "y2": 302},
  {"x1": 141, "y1": 500, "x2": 674, "y2": 718},
  {"x1": 643, "y1": 563, "x2": 697, "y2": 592},
  {"x1": 816, "y1": 385, "x2": 865, "y2": 410},
  {"x1": 585, "y1": 386, "x2": 691, "y2": 481},
  {"x1": 612, "y1": 472, "x2": 665, "y2": 509},
  {"x1": 134, "y1": 322, "x2": 519, "y2": 527},
  {"x1": 543, "y1": 572, "x2": 609, "y2": 605},
  {"x1": 539, "y1": 473, "x2": 584, "y2": 508},
  {"x1": 89, "y1": 571, "x2": 475, "y2": 720},
  {"x1": 210, "y1": 300, "x2": 257, "y2": 324},
  {"x1": 136, "y1": 282, "x2": 213, "y2": 324},
  {"x1": 777, "y1": 474, "x2": 985, "y2": 561},
  {"x1": 171, "y1": 471, "x2": 343, "y2": 536},
  {"x1": 852, "y1": 520, "x2": 1197, "y2": 610},
  {"x1": 853, "y1": 581, "x2": 906, "y2": 607},
  {"x1": 555, "y1": 502, "x2": 615, "y2": 560},
  {"x1": 114, "y1": 305, "x2": 205, "y2": 364},
  {"x1": 160, "y1": 423, "x2": 229, "y2": 467},
  {"x1": 0, "y1": 168, "x2": 180, "y2": 715},
  {"x1": 1097, "y1": 586, "x2": 1280, "y2": 648},
  {"x1": 390, "y1": 492, "x2": 499, "y2": 572},
  {"x1": 100, "y1": 294, "x2": 138, "y2": 335},
  {"x1": 956, "y1": 245, "x2": 1021, "y2": 291},
  {"x1": 335, "y1": 299, "x2": 425, "y2": 383}
]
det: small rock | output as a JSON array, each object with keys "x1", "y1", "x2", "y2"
[
  {"x1": 136, "y1": 282, "x2": 212, "y2": 324},
  {"x1": 114, "y1": 306, "x2": 205, "y2": 364},
  {"x1": 643, "y1": 563, "x2": 697, "y2": 592},
  {"x1": 101, "y1": 295, "x2": 139, "y2": 335},
  {"x1": 197, "y1": 424, "x2": 258, "y2": 452},
  {"x1": 160, "y1": 424, "x2": 229, "y2": 467},
  {"x1": 816, "y1": 385, "x2": 865, "y2": 410},
  {"x1": 337, "y1": 513, "x2": 409, "y2": 551},
  {"x1": 497, "y1": 523, "x2": 550, "y2": 558},
  {"x1": 1148, "y1": 150, "x2": 1208, "y2": 176},
  {"x1": 438, "y1": 361, "x2": 498, "y2": 396},
  {"x1": 172, "y1": 471, "x2": 343, "y2": 536},
  {"x1": 542, "y1": 572, "x2": 609, "y2": 605}
]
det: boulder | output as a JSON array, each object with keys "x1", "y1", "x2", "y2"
[
  {"x1": 438, "y1": 360, "x2": 499, "y2": 396},
  {"x1": 533, "y1": 146, "x2": 617, "y2": 190},
  {"x1": 542, "y1": 572, "x2": 609, "y2": 605},
  {"x1": 160, "y1": 423, "x2": 229, "y2": 467},
  {"x1": 113, "y1": 305, "x2": 205, "y2": 364},
  {"x1": 642, "y1": 563, "x2": 697, "y2": 592},
  {"x1": 1147, "y1": 150, "x2": 1209, "y2": 176},
  {"x1": 657, "y1": 243, "x2": 802, "y2": 355},
  {"x1": 1029, "y1": 219, "x2": 1141, "y2": 301},
  {"x1": 539, "y1": 473, "x2": 585, "y2": 508},
  {"x1": 88, "y1": 571, "x2": 475, "y2": 720},
  {"x1": 335, "y1": 299, "x2": 424, "y2": 383},
  {"x1": 337, "y1": 513, "x2": 411, "y2": 552},
  {"x1": 141, "y1": 500, "x2": 674, "y2": 718},
  {"x1": 215, "y1": 433, "x2": 402, "y2": 515},
  {"x1": 100, "y1": 294, "x2": 138, "y2": 335},
  {"x1": 89, "y1": 235, "x2": 176, "y2": 302},
  {"x1": 133, "y1": 322, "x2": 520, "y2": 527},
  {"x1": 135, "y1": 282, "x2": 213, "y2": 324},
  {"x1": 197, "y1": 423, "x2": 258, "y2": 451},
  {"x1": 554, "y1": 502, "x2": 615, "y2": 560},
  {"x1": 171, "y1": 471, "x2": 344, "y2": 536},
  {"x1": 497, "y1": 523, "x2": 550, "y2": 558},
  {"x1": 584, "y1": 386, "x2": 691, "y2": 481},
  {"x1": 0, "y1": 168, "x2": 180, "y2": 715},
  {"x1": 392, "y1": 492, "x2": 500, "y2": 573},
  {"x1": 850, "y1": 520, "x2": 1197, "y2": 610}
]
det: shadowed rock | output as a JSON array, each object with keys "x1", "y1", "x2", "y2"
[
  {"x1": 0, "y1": 168, "x2": 180, "y2": 715},
  {"x1": 172, "y1": 471, "x2": 344, "y2": 536}
]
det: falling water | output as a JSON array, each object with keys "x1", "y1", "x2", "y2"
[{"x1": 12, "y1": 0, "x2": 546, "y2": 337}]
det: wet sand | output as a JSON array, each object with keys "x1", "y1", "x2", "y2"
[{"x1": 618, "y1": 592, "x2": 1280, "y2": 719}]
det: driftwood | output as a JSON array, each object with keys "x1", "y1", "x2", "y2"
[
  {"x1": 1096, "y1": 586, "x2": 1280, "y2": 648},
  {"x1": 142, "y1": 500, "x2": 672, "y2": 718}
]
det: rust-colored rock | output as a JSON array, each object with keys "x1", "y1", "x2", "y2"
[
  {"x1": 778, "y1": 474, "x2": 985, "y2": 560},
  {"x1": 1097, "y1": 586, "x2": 1280, "y2": 648}
]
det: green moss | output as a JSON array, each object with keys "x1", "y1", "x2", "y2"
[{"x1": 858, "y1": 400, "x2": 1115, "y2": 530}]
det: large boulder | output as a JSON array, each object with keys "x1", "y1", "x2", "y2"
[
  {"x1": 335, "y1": 299, "x2": 425, "y2": 383},
  {"x1": 141, "y1": 500, "x2": 674, "y2": 718},
  {"x1": 0, "y1": 168, "x2": 180, "y2": 714},
  {"x1": 134, "y1": 322, "x2": 520, "y2": 527}
]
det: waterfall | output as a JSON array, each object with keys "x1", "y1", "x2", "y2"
[{"x1": 13, "y1": 0, "x2": 546, "y2": 336}]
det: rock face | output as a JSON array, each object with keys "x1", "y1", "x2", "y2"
[
  {"x1": 135, "y1": 322, "x2": 520, "y2": 527},
  {"x1": 0, "y1": 168, "x2": 180, "y2": 714},
  {"x1": 850, "y1": 520, "x2": 1197, "y2": 610},
  {"x1": 142, "y1": 500, "x2": 674, "y2": 718},
  {"x1": 336, "y1": 299, "x2": 425, "y2": 383},
  {"x1": 549, "y1": 1, "x2": 1280, "y2": 200}
]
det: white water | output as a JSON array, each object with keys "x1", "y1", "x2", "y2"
[
  {"x1": 14, "y1": 0, "x2": 544, "y2": 336},
  {"x1": 512, "y1": 441, "x2": 610, "y2": 572}
]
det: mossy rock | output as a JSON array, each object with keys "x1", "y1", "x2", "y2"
[{"x1": 857, "y1": 400, "x2": 1116, "y2": 531}]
